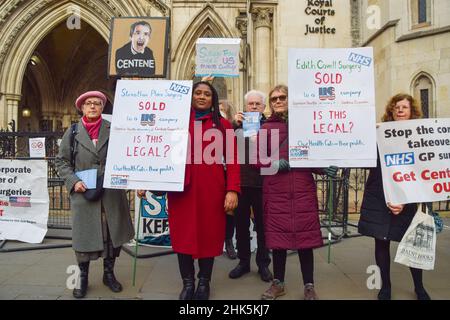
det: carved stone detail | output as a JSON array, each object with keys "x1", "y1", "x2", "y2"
[
  {"x1": 251, "y1": 7, "x2": 273, "y2": 29},
  {"x1": 147, "y1": 0, "x2": 170, "y2": 16},
  {"x1": 235, "y1": 10, "x2": 248, "y2": 37},
  {"x1": 0, "y1": 1, "x2": 49, "y2": 68}
]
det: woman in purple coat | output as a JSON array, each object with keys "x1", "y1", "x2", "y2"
[{"x1": 255, "y1": 85, "x2": 337, "y2": 300}]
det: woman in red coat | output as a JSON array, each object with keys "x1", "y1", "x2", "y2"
[
  {"x1": 139, "y1": 81, "x2": 240, "y2": 300},
  {"x1": 255, "y1": 85, "x2": 336, "y2": 300}
]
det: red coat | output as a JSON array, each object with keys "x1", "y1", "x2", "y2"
[
  {"x1": 167, "y1": 111, "x2": 240, "y2": 258},
  {"x1": 255, "y1": 115, "x2": 323, "y2": 250}
]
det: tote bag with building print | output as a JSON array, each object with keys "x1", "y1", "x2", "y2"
[{"x1": 394, "y1": 207, "x2": 436, "y2": 270}]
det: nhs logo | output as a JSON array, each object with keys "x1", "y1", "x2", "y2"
[
  {"x1": 169, "y1": 83, "x2": 190, "y2": 95},
  {"x1": 348, "y1": 52, "x2": 372, "y2": 66},
  {"x1": 384, "y1": 152, "x2": 415, "y2": 167}
]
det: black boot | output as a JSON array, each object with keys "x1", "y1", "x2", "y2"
[
  {"x1": 73, "y1": 262, "x2": 89, "y2": 299},
  {"x1": 103, "y1": 258, "x2": 123, "y2": 292},
  {"x1": 193, "y1": 277, "x2": 210, "y2": 300},
  {"x1": 179, "y1": 277, "x2": 195, "y2": 300},
  {"x1": 415, "y1": 288, "x2": 431, "y2": 300}
]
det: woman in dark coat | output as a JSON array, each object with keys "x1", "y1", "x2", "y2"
[
  {"x1": 56, "y1": 91, "x2": 135, "y2": 299},
  {"x1": 138, "y1": 82, "x2": 240, "y2": 300},
  {"x1": 358, "y1": 93, "x2": 428, "y2": 300},
  {"x1": 255, "y1": 85, "x2": 336, "y2": 300}
]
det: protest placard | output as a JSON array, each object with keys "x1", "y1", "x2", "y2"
[
  {"x1": 195, "y1": 38, "x2": 241, "y2": 78},
  {"x1": 103, "y1": 80, "x2": 192, "y2": 191},
  {"x1": 288, "y1": 47, "x2": 377, "y2": 167},
  {"x1": 134, "y1": 191, "x2": 171, "y2": 247},
  {"x1": 0, "y1": 160, "x2": 49, "y2": 243},
  {"x1": 108, "y1": 17, "x2": 169, "y2": 78},
  {"x1": 377, "y1": 118, "x2": 450, "y2": 204}
]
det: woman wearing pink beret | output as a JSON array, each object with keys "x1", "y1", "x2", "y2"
[{"x1": 56, "y1": 91, "x2": 134, "y2": 298}]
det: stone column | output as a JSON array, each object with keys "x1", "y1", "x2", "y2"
[
  {"x1": 5, "y1": 94, "x2": 21, "y2": 131},
  {"x1": 251, "y1": 6, "x2": 274, "y2": 95}
]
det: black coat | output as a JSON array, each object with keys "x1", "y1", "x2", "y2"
[
  {"x1": 358, "y1": 157, "x2": 418, "y2": 242},
  {"x1": 115, "y1": 42, "x2": 155, "y2": 77}
]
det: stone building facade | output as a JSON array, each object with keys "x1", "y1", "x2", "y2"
[{"x1": 358, "y1": 0, "x2": 450, "y2": 120}]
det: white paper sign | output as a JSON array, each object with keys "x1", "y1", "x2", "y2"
[
  {"x1": 0, "y1": 160, "x2": 49, "y2": 243},
  {"x1": 377, "y1": 118, "x2": 450, "y2": 204},
  {"x1": 195, "y1": 38, "x2": 241, "y2": 78},
  {"x1": 288, "y1": 47, "x2": 377, "y2": 167},
  {"x1": 104, "y1": 80, "x2": 192, "y2": 191},
  {"x1": 29, "y1": 138, "x2": 46, "y2": 158}
]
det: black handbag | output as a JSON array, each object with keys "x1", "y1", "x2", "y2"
[{"x1": 83, "y1": 174, "x2": 105, "y2": 201}]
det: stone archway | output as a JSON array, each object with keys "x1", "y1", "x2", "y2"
[
  {"x1": 0, "y1": 1, "x2": 112, "y2": 129},
  {"x1": 0, "y1": 0, "x2": 168, "y2": 130},
  {"x1": 171, "y1": 4, "x2": 244, "y2": 109},
  {"x1": 19, "y1": 20, "x2": 115, "y2": 131}
]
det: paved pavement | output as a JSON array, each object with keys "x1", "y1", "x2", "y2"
[{"x1": 0, "y1": 218, "x2": 449, "y2": 300}]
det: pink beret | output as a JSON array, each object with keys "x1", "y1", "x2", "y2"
[{"x1": 75, "y1": 91, "x2": 107, "y2": 110}]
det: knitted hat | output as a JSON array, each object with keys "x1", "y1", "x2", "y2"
[{"x1": 75, "y1": 91, "x2": 107, "y2": 111}]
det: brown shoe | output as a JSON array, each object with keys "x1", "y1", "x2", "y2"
[
  {"x1": 261, "y1": 279, "x2": 286, "y2": 300},
  {"x1": 304, "y1": 283, "x2": 318, "y2": 300}
]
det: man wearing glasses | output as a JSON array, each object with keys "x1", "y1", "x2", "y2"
[
  {"x1": 115, "y1": 20, "x2": 155, "y2": 77},
  {"x1": 228, "y1": 90, "x2": 273, "y2": 283}
]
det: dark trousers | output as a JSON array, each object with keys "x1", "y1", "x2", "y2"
[
  {"x1": 177, "y1": 253, "x2": 214, "y2": 280},
  {"x1": 272, "y1": 249, "x2": 314, "y2": 284},
  {"x1": 225, "y1": 214, "x2": 235, "y2": 240},
  {"x1": 375, "y1": 239, "x2": 424, "y2": 290},
  {"x1": 235, "y1": 186, "x2": 270, "y2": 268}
]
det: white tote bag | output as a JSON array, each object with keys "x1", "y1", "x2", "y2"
[{"x1": 394, "y1": 206, "x2": 436, "y2": 270}]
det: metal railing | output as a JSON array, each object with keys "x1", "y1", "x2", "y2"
[{"x1": 1, "y1": 130, "x2": 448, "y2": 234}]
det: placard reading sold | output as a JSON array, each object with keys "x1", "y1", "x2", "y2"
[
  {"x1": 104, "y1": 80, "x2": 192, "y2": 191},
  {"x1": 377, "y1": 118, "x2": 450, "y2": 204},
  {"x1": 288, "y1": 48, "x2": 377, "y2": 167}
]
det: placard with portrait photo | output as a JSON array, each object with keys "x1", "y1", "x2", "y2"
[{"x1": 108, "y1": 17, "x2": 169, "y2": 78}]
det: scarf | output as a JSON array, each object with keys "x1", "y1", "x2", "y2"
[
  {"x1": 274, "y1": 111, "x2": 288, "y2": 123},
  {"x1": 194, "y1": 108, "x2": 211, "y2": 119},
  {"x1": 81, "y1": 116, "x2": 102, "y2": 142}
]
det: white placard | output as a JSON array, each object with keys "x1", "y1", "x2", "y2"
[
  {"x1": 195, "y1": 38, "x2": 241, "y2": 78},
  {"x1": 288, "y1": 47, "x2": 377, "y2": 167},
  {"x1": 29, "y1": 138, "x2": 46, "y2": 158},
  {"x1": 377, "y1": 118, "x2": 450, "y2": 204},
  {"x1": 104, "y1": 80, "x2": 192, "y2": 191},
  {"x1": 0, "y1": 160, "x2": 49, "y2": 243}
]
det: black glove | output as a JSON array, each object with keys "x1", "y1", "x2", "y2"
[
  {"x1": 272, "y1": 158, "x2": 291, "y2": 172},
  {"x1": 324, "y1": 165, "x2": 338, "y2": 178}
]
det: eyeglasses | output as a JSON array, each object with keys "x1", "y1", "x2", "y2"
[
  {"x1": 83, "y1": 101, "x2": 103, "y2": 107},
  {"x1": 393, "y1": 105, "x2": 410, "y2": 111},
  {"x1": 270, "y1": 95, "x2": 287, "y2": 103},
  {"x1": 247, "y1": 102, "x2": 262, "y2": 107}
]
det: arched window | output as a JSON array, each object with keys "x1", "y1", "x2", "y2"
[
  {"x1": 413, "y1": 74, "x2": 434, "y2": 118},
  {"x1": 411, "y1": 0, "x2": 431, "y2": 28}
]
